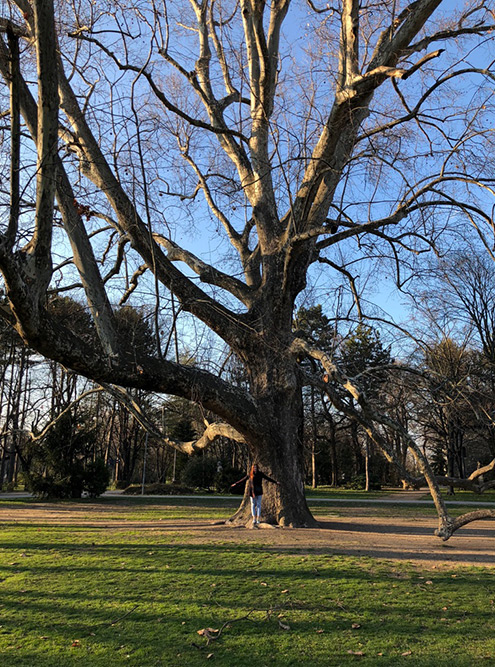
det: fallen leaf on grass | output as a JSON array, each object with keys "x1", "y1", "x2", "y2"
[
  {"x1": 197, "y1": 628, "x2": 219, "y2": 638},
  {"x1": 281, "y1": 589, "x2": 289, "y2": 594},
  {"x1": 402, "y1": 650, "x2": 412, "y2": 656},
  {"x1": 347, "y1": 650, "x2": 365, "y2": 656},
  {"x1": 316, "y1": 629, "x2": 324, "y2": 634},
  {"x1": 71, "y1": 640, "x2": 81, "y2": 648},
  {"x1": 206, "y1": 654, "x2": 214, "y2": 660},
  {"x1": 278, "y1": 620, "x2": 290, "y2": 631},
  {"x1": 351, "y1": 623, "x2": 361, "y2": 629}
]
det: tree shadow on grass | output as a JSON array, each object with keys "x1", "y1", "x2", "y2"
[
  {"x1": 2, "y1": 510, "x2": 495, "y2": 567},
  {"x1": 0, "y1": 546, "x2": 493, "y2": 667}
]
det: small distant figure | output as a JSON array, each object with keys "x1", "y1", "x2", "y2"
[{"x1": 231, "y1": 463, "x2": 279, "y2": 527}]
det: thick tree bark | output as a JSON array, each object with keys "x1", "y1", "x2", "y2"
[
  {"x1": 227, "y1": 391, "x2": 317, "y2": 528},
  {"x1": 226, "y1": 331, "x2": 318, "y2": 527}
]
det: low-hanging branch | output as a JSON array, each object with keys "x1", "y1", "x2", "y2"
[
  {"x1": 406, "y1": 460, "x2": 495, "y2": 494},
  {"x1": 292, "y1": 337, "x2": 495, "y2": 541},
  {"x1": 99, "y1": 382, "x2": 246, "y2": 454}
]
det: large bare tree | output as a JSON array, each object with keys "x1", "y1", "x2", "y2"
[{"x1": 0, "y1": 0, "x2": 494, "y2": 534}]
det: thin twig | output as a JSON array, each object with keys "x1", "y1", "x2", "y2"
[{"x1": 109, "y1": 605, "x2": 139, "y2": 627}]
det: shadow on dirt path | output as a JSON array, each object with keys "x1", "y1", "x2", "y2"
[{"x1": 1, "y1": 502, "x2": 494, "y2": 568}]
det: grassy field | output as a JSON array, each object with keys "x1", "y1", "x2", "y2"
[
  {"x1": 0, "y1": 497, "x2": 494, "y2": 666},
  {"x1": 305, "y1": 486, "x2": 495, "y2": 503},
  {"x1": 438, "y1": 489, "x2": 495, "y2": 503}
]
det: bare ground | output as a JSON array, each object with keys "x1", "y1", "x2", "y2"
[{"x1": 1, "y1": 501, "x2": 495, "y2": 568}]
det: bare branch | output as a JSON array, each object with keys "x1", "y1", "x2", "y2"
[
  {"x1": 100, "y1": 383, "x2": 246, "y2": 454},
  {"x1": 407, "y1": 24, "x2": 495, "y2": 55},
  {"x1": 357, "y1": 67, "x2": 495, "y2": 143},
  {"x1": 469, "y1": 458, "x2": 495, "y2": 481},
  {"x1": 293, "y1": 0, "x2": 451, "y2": 231},
  {"x1": 317, "y1": 256, "x2": 363, "y2": 319},
  {"x1": 31, "y1": 0, "x2": 59, "y2": 295},
  {"x1": 153, "y1": 235, "x2": 253, "y2": 306},
  {"x1": 55, "y1": 59, "x2": 253, "y2": 349},
  {"x1": 435, "y1": 510, "x2": 495, "y2": 541},
  {"x1": 27, "y1": 387, "x2": 104, "y2": 442},
  {"x1": 68, "y1": 30, "x2": 249, "y2": 143},
  {"x1": 0, "y1": 36, "x2": 122, "y2": 358},
  {"x1": 5, "y1": 27, "x2": 20, "y2": 249},
  {"x1": 291, "y1": 337, "x2": 454, "y2": 536}
]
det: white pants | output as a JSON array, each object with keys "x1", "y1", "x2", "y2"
[{"x1": 250, "y1": 495, "x2": 262, "y2": 518}]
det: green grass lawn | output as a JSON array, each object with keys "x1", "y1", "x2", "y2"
[
  {"x1": 439, "y1": 489, "x2": 495, "y2": 503},
  {"x1": 0, "y1": 498, "x2": 494, "y2": 666},
  {"x1": 306, "y1": 486, "x2": 495, "y2": 503},
  {"x1": 305, "y1": 486, "x2": 392, "y2": 499}
]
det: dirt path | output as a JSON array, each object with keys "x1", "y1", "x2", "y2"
[{"x1": 1, "y1": 502, "x2": 494, "y2": 568}]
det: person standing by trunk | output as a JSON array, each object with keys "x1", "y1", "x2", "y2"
[{"x1": 231, "y1": 463, "x2": 279, "y2": 527}]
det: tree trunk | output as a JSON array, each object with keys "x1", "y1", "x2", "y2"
[
  {"x1": 227, "y1": 356, "x2": 318, "y2": 528},
  {"x1": 350, "y1": 420, "x2": 362, "y2": 478},
  {"x1": 5, "y1": 432, "x2": 17, "y2": 484},
  {"x1": 365, "y1": 437, "x2": 370, "y2": 492},
  {"x1": 311, "y1": 386, "x2": 317, "y2": 489},
  {"x1": 311, "y1": 443, "x2": 317, "y2": 490},
  {"x1": 227, "y1": 434, "x2": 317, "y2": 528},
  {"x1": 326, "y1": 412, "x2": 338, "y2": 486},
  {"x1": 447, "y1": 420, "x2": 455, "y2": 495},
  {"x1": 0, "y1": 436, "x2": 7, "y2": 488}
]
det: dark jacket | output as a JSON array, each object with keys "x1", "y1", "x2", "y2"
[{"x1": 234, "y1": 470, "x2": 278, "y2": 497}]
